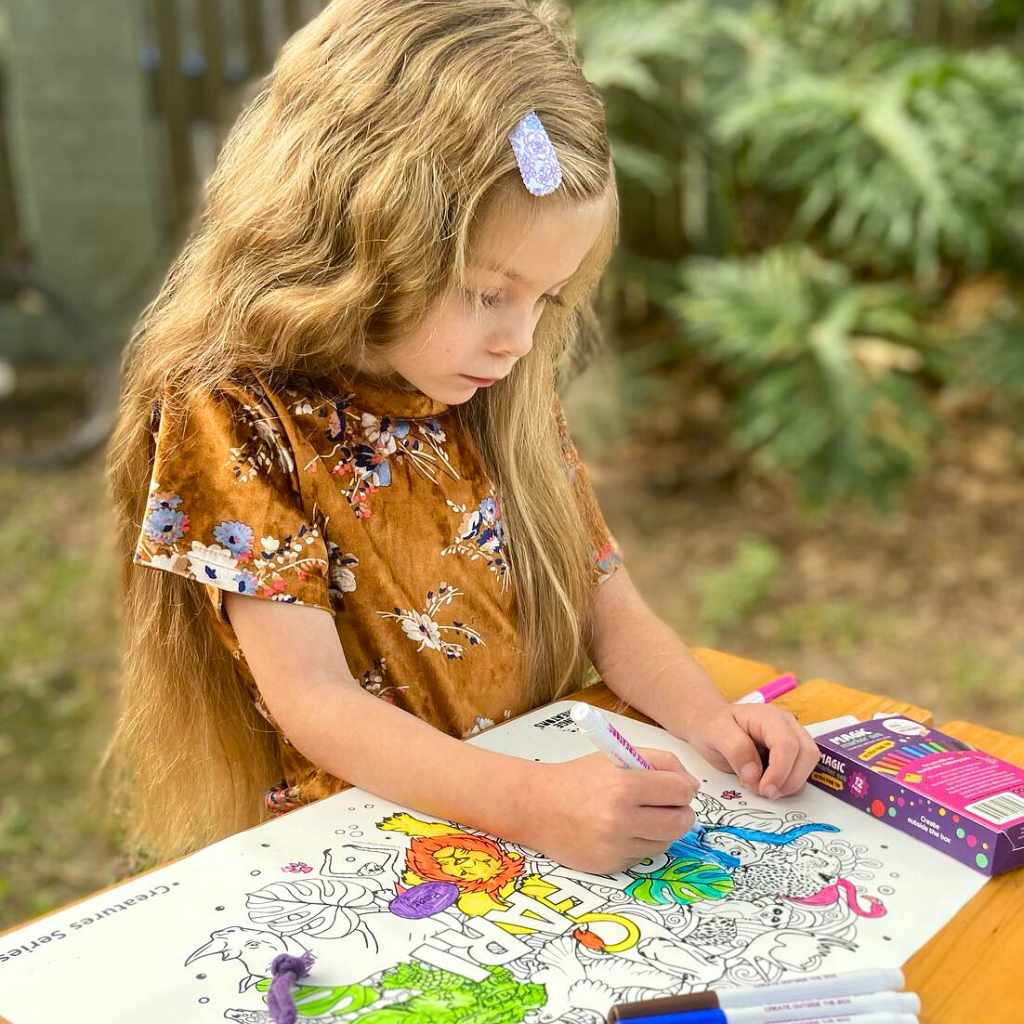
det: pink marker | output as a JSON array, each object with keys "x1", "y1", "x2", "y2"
[
  {"x1": 735, "y1": 673, "x2": 798, "y2": 705},
  {"x1": 570, "y1": 703, "x2": 652, "y2": 769}
]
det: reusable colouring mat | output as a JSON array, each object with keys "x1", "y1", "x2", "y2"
[{"x1": 1, "y1": 703, "x2": 989, "y2": 1023}]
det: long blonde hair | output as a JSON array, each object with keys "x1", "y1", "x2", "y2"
[{"x1": 105, "y1": 0, "x2": 618, "y2": 860}]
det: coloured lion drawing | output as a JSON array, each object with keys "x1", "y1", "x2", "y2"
[{"x1": 380, "y1": 812, "x2": 526, "y2": 915}]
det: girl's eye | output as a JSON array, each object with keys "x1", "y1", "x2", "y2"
[
  {"x1": 463, "y1": 289, "x2": 503, "y2": 309},
  {"x1": 466, "y1": 289, "x2": 565, "y2": 309}
]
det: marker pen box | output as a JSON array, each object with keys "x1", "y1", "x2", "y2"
[{"x1": 809, "y1": 717, "x2": 1024, "y2": 876}]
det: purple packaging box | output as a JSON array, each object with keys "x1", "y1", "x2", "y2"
[{"x1": 809, "y1": 716, "x2": 1024, "y2": 876}]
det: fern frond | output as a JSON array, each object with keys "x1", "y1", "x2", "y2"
[{"x1": 672, "y1": 246, "x2": 938, "y2": 505}]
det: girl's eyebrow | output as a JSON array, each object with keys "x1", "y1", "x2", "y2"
[{"x1": 472, "y1": 259, "x2": 572, "y2": 290}]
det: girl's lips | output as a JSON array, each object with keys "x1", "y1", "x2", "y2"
[{"x1": 461, "y1": 375, "x2": 498, "y2": 386}]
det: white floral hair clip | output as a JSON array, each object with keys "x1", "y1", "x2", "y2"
[{"x1": 508, "y1": 110, "x2": 562, "y2": 197}]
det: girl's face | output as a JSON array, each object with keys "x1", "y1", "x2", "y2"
[{"x1": 383, "y1": 195, "x2": 608, "y2": 404}]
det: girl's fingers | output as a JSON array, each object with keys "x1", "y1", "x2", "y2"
[
  {"x1": 777, "y1": 730, "x2": 823, "y2": 797},
  {"x1": 755, "y1": 713, "x2": 809, "y2": 798},
  {"x1": 637, "y1": 747, "x2": 701, "y2": 791},
  {"x1": 704, "y1": 720, "x2": 765, "y2": 790},
  {"x1": 631, "y1": 768, "x2": 700, "y2": 809},
  {"x1": 624, "y1": 837, "x2": 682, "y2": 868},
  {"x1": 630, "y1": 805, "x2": 696, "y2": 844}
]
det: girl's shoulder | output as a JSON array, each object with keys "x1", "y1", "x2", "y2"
[
  {"x1": 151, "y1": 370, "x2": 343, "y2": 444},
  {"x1": 136, "y1": 371, "x2": 334, "y2": 611}
]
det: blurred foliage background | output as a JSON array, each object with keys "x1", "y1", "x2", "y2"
[
  {"x1": 1, "y1": 0, "x2": 1022, "y2": 929},
  {"x1": 578, "y1": 0, "x2": 1024, "y2": 505}
]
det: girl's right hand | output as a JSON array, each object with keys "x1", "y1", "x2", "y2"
[{"x1": 521, "y1": 749, "x2": 699, "y2": 875}]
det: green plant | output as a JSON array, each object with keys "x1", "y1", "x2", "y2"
[
  {"x1": 696, "y1": 536, "x2": 782, "y2": 638},
  {"x1": 569, "y1": 0, "x2": 1024, "y2": 506},
  {"x1": 716, "y1": 47, "x2": 1024, "y2": 280},
  {"x1": 960, "y1": 295, "x2": 1024, "y2": 420},
  {"x1": 574, "y1": 0, "x2": 711, "y2": 191},
  {"x1": 673, "y1": 246, "x2": 939, "y2": 505}
]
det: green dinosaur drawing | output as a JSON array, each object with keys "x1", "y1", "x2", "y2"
[
  {"x1": 253, "y1": 977, "x2": 381, "y2": 1017},
  {"x1": 351, "y1": 961, "x2": 546, "y2": 1024}
]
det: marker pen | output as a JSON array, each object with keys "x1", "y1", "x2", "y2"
[
  {"x1": 618, "y1": 1016, "x2": 917, "y2": 1024},
  {"x1": 735, "y1": 673, "x2": 799, "y2": 704},
  {"x1": 652, "y1": 1018, "x2": 919, "y2": 1024},
  {"x1": 617, "y1": 992, "x2": 920, "y2": 1024},
  {"x1": 607, "y1": 968, "x2": 905, "y2": 1020},
  {"x1": 570, "y1": 703, "x2": 652, "y2": 769},
  {"x1": 612, "y1": 1011, "x2": 917, "y2": 1024},
  {"x1": 773, "y1": 1017, "x2": 918, "y2": 1024}
]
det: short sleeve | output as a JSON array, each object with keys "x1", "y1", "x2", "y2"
[
  {"x1": 133, "y1": 382, "x2": 332, "y2": 628},
  {"x1": 553, "y1": 394, "x2": 625, "y2": 586}
]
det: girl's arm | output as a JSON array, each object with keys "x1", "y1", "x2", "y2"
[
  {"x1": 588, "y1": 567, "x2": 820, "y2": 799},
  {"x1": 224, "y1": 594, "x2": 698, "y2": 874}
]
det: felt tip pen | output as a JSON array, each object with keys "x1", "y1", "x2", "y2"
[
  {"x1": 610, "y1": 1014, "x2": 917, "y2": 1024},
  {"x1": 735, "y1": 673, "x2": 799, "y2": 704},
  {"x1": 614, "y1": 1016, "x2": 918, "y2": 1024},
  {"x1": 694, "y1": 1018, "x2": 919, "y2": 1024},
  {"x1": 570, "y1": 703, "x2": 652, "y2": 769},
  {"x1": 613, "y1": 991, "x2": 920, "y2": 1024},
  {"x1": 769, "y1": 1017, "x2": 919, "y2": 1024},
  {"x1": 607, "y1": 968, "x2": 905, "y2": 1019}
]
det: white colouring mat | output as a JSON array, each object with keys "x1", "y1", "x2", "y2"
[{"x1": 0, "y1": 702, "x2": 989, "y2": 1023}]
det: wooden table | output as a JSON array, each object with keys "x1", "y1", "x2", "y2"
[{"x1": 3, "y1": 647, "x2": 1022, "y2": 1023}]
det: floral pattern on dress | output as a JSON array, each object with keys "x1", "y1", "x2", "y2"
[
  {"x1": 442, "y1": 494, "x2": 510, "y2": 589},
  {"x1": 357, "y1": 656, "x2": 409, "y2": 705},
  {"x1": 265, "y1": 778, "x2": 304, "y2": 814},
  {"x1": 327, "y1": 541, "x2": 359, "y2": 610},
  {"x1": 135, "y1": 482, "x2": 328, "y2": 601},
  {"x1": 462, "y1": 710, "x2": 512, "y2": 738},
  {"x1": 595, "y1": 538, "x2": 625, "y2": 585},
  {"x1": 303, "y1": 395, "x2": 458, "y2": 519},
  {"x1": 228, "y1": 400, "x2": 296, "y2": 482},
  {"x1": 378, "y1": 582, "x2": 484, "y2": 660}
]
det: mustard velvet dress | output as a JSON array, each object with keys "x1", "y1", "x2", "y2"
[{"x1": 133, "y1": 369, "x2": 623, "y2": 813}]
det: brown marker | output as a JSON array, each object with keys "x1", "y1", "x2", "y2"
[
  {"x1": 607, "y1": 992, "x2": 719, "y2": 1022},
  {"x1": 606, "y1": 968, "x2": 906, "y2": 1022}
]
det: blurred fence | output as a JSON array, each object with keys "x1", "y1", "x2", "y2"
[
  {"x1": 0, "y1": 1, "x2": 329, "y2": 463},
  {"x1": 138, "y1": 0, "x2": 330, "y2": 235},
  {"x1": 0, "y1": 69, "x2": 17, "y2": 265},
  {"x1": 0, "y1": 0, "x2": 329, "y2": 269}
]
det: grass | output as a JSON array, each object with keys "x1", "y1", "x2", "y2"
[
  {"x1": 0, "y1": 461, "x2": 128, "y2": 930},
  {"x1": 695, "y1": 536, "x2": 782, "y2": 639},
  {"x1": 773, "y1": 599, "x2": 866, "y2": 654}
]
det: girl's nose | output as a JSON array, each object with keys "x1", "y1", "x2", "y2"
[{"x1": 490, "y1": 316, "x2": 536, "y2": 361}]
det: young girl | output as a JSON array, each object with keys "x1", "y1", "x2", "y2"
[{"x1": 106, "y1": 0, "x2": 819, "y2": 875}]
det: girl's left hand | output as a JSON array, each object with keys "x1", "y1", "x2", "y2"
[{"x1": 683, "y1": 703, "x2": 821, "y2": 799}]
